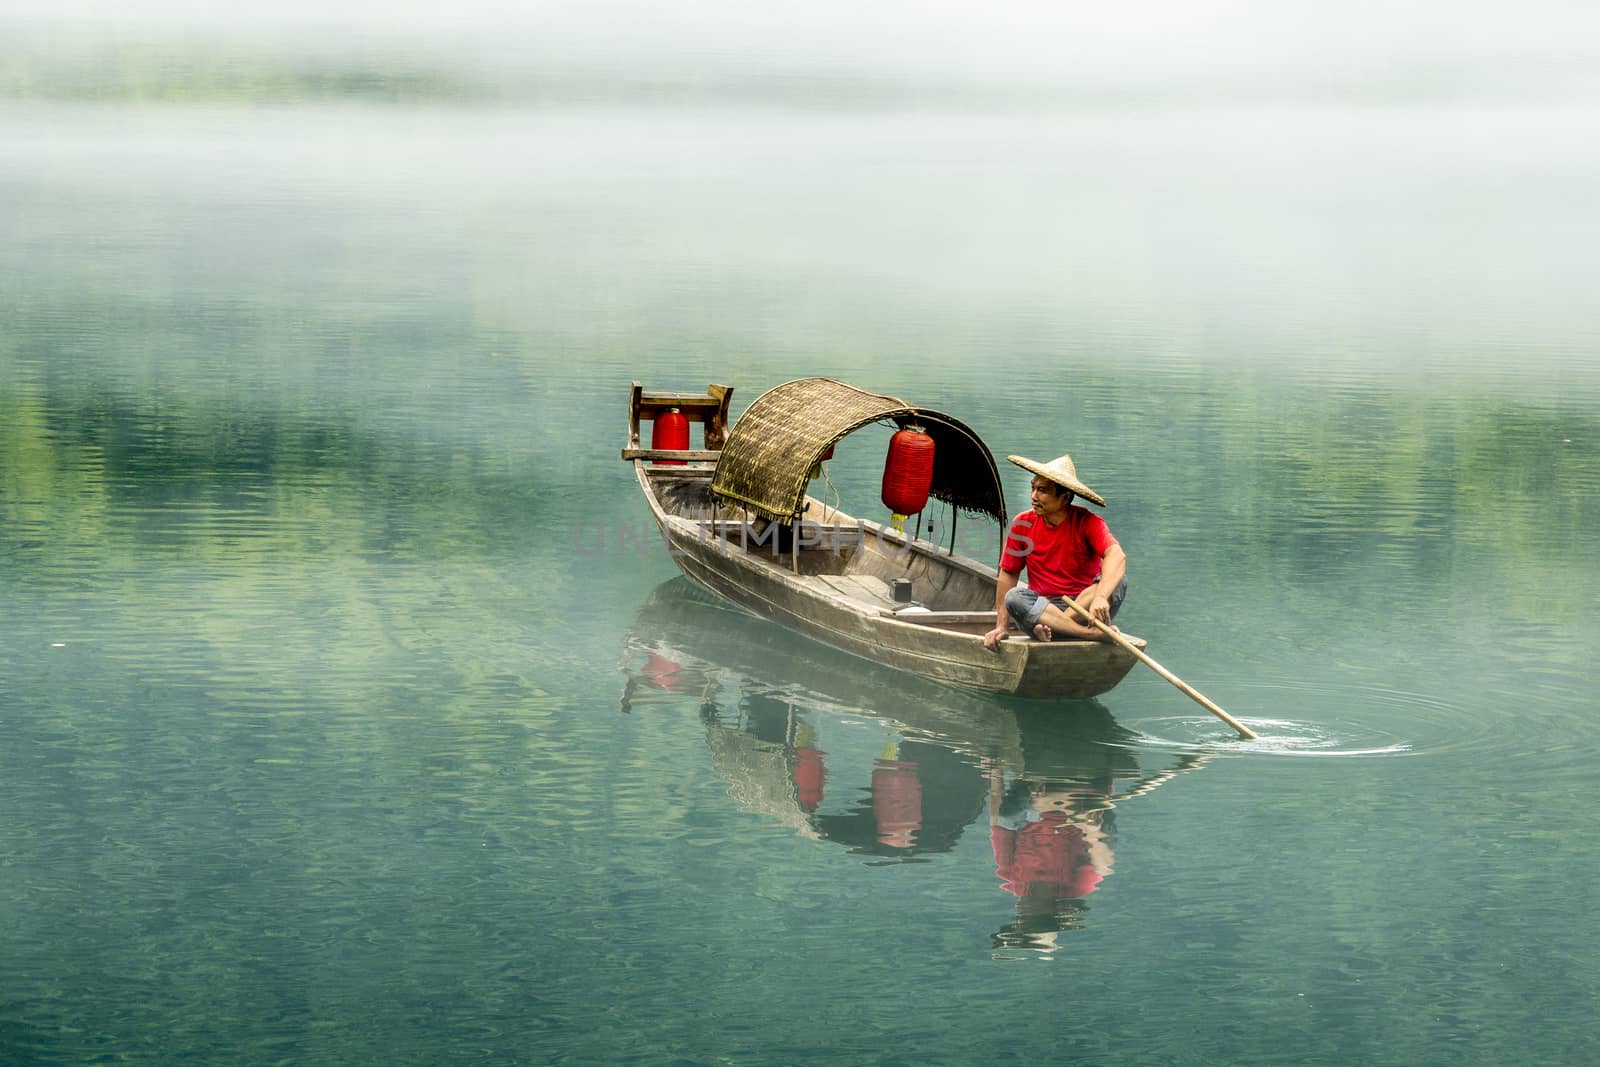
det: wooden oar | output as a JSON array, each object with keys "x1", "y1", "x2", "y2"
[{"x1": 1060, "y1": 593, "x2": 1258, "y2": 740}]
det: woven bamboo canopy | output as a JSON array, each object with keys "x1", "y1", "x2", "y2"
[{"x1": 710, "y1": 378, "x2": 1006, "y2": 523}]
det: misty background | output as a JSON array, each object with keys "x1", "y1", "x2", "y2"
[
  {"x1": 4, "y1": 1, "x2": 1599, "y2": 108},
  {"x1": 6, "y1": 0, "x2": 1598, "y2": 392}
]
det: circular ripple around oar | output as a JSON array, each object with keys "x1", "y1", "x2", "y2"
[
  {"x1": 1118, "y1": 681, "x2": 1500, "y2": 758},
  {"x1": 1128, "y1": 715, "x2": 1412, "y2": 757}
]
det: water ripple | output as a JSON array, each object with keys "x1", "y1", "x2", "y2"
[{"x1": 1119, "y1": 680, "x2": 1513, "y2": 759}]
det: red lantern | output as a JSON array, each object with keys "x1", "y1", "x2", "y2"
[
  {"x1": 651, "y1": 408, "x2": 689, "y2": 465},
  {"x1": 881, "y1": 425, "x2": 935, "y2": 516},
  {"x1": 808, "y1": 443, "x2": 836, "y2": 483}
]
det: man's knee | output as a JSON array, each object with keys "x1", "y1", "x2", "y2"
[{"x1": 1003, "y1": 586, "x2": 1037, "y2": 625}]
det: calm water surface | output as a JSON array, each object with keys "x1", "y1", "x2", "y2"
[{"x1": 3, "y1": 102, "x2": 1599, "y2": 1064}]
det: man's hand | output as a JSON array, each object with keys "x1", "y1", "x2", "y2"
[
  {"x1": 1088, "y1": 594, "x2": 1112, "y2": 624},
  {"x1": 982, "y1": 626, "x2": 1009, "y2": 651},
  {"x1": 1066, "y1": 590, "x2": 1112, "y2": 627}
]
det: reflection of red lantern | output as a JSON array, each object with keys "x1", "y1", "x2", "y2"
[
  {"x1": 872, "y1": 757, "x2": 923, "y2": 849},
  {"x1": 881, "y1": 426, "x2": 934, "y2": 516},
  {"x1": 792, "y1": 747, "x2": 825, "y2": 811},
  {"x1": 652, "y1": 408, "x2": 689, "y2": 465},
  {"x1": 640, "y1": 653, "x2": 685, "y2": 692}
]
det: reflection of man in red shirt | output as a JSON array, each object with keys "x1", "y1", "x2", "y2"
[
  {"x1": 991, "y1": 811, "x2": 1105, "y2": 900},
  {"x1": 987, "y1": 765, "x2": 1116, "y2": 954}
]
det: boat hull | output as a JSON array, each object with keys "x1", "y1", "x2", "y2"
[{"x1": 650, "y1": 504, "x2": 1142, "y2": 700}]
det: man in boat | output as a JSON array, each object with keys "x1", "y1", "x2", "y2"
[{"x1": 982, "y1": 454, "x2": 1126, "y2": 649}]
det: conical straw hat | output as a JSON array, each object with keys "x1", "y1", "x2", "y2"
[{"x1": 1005, "y1": 453, "x2": 1107, "y2": 507}]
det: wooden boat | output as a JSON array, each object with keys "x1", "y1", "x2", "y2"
[{"x1": 622, "y1": 378, "x2": 1145, "y2": 699}]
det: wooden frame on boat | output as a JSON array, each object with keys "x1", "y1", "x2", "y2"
[{"x1": 623, "y1": 379, "x2": 1143, "y2": 699}]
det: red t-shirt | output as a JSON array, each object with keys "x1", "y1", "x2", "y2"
[{"x1": 999, "y1": 507, "x2": 1117, "y2": 598}]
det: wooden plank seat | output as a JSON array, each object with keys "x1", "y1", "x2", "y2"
[
  {"x1": 620, "y1": 448, "x2": 723, "y2": 462},
  {"x1": 815, "y1": 574, "x2": 897, "y2": 609},
  {"x1": 636, "y1": 460, "x2": 719, "y2": 476},
  {"x1": 877, "y1": 609, "x2": 995, "y2": 625}
]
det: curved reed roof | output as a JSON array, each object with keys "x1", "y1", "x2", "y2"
[{"x1": 710, "y1": 378, "x2": 1005, "y2": 523}]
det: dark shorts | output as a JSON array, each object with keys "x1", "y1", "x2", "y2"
[{"x1": 1004, "y1": 578, "x2": 1127, "y2": 631}]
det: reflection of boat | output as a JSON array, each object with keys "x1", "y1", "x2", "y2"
[
  {"x1": 701, "y1": 694, "x2": 988, "y2": 861},
  {"x1": 622, "y1": 379, "x2": 1145, "y2": 698},
  {"x1": 620, "y1": 579, "x2": 1001, "y2": 859},
  {"x1": 619, "y1": 580, "x2": 1209, "y2": 941},
  {"x1": 619, "y1": 580, "x2": 1199, "y2": 833},
  {"x1": 699, "y1": 698, "x2": 824, "y2": 842},
  {"x1": 620, "y1": 577, "x2": 1027, "y2": 763}
]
